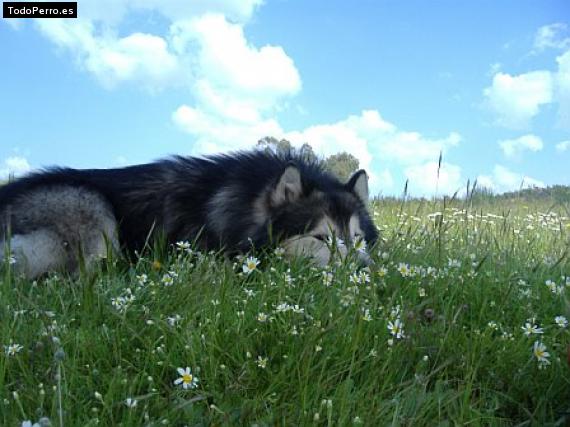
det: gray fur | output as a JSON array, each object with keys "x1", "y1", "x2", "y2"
[{"x1": 1, "y1": 186, "x2": 118, "y2": 278}]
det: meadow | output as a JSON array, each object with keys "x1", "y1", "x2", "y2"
[{"x1": 1, "y1": 195, "x2": 569, "y2": 426}]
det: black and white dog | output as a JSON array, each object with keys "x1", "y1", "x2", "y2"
[{"x1": 0, "y1": 150, "x2": 378, "y2": 278}]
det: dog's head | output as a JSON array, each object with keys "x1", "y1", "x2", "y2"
[{"x1": 266, "y1": 163, "x2": 378, "y2": 267}]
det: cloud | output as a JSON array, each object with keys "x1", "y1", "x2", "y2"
[
  {"x1": 35, "y1": 20, "x2": 184, "y2": 91},
  {"x1": 484, "y1": 23, "x2": 570, "y2": 130},
  {"x1": 172, "y1": 104, "x2": 283, "y2": 154},
  {"x1": 172, "y1": 15, "x2": 301, "y2": 102},
  {"x1": 0, "y1": 156, "x2": 32, "y2": 179},
  {"x1": 477, "y1": 165, "x2": 544, "y2": 193},
  {"x1": 556, "y1": 140, "x2": 570, "y2": 152},
  {"x1": 534, "y1": 23, "x2": 570, "y2": 51},
  {"x1": 483, "y1": 71, "x2": 553, "y2": 129},
  {"x1": 404, "y1": 161, "x2": 463, "y2": 196},
  {"x1": 30, "y1": 0, "x2": 266, "y2": 91},
  {"x1": 498, "y1": 134, "x2": 543, "y2": 159}
]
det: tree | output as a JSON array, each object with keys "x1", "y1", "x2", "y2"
[
  {"x1": 323, "y1": 152, "x2": 360, "y2": 182},
  {"x1": 257, "y1": 137, "x2": 292, "y2": 155},
  {"x1": 257, "y1": 137, "x2": 360, "y2": 181}
]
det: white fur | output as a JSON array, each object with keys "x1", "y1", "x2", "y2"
[{"x1": 7, "y1": 230, "x2": 67, "y2": 278}]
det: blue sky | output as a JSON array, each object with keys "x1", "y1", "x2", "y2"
[{"x1": 1, "y1": 0, "x2": 569, "y2": 196}]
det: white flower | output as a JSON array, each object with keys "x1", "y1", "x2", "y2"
[
  {"x1": 124, "y1": 397, "x2": 138, "y2": 408},
  {"x1": 353, "y1": 238, "x2": 367, "y2": 253},
  {"x1": 532, "y1": 341, "x2": 550, "y2": 368},
  {"x1": 161, "y1": 273, "x2": 175, "y2": 287},
  {"x1": 358, "y1": 271, "x2": 370, "y2": 283},
  {"x1": 257, "y1": 312, "x2": 269, "y2": 323},
  {"x1": 174, "y1": 367, "x2": 199, "y2": 389},
  {"x1": 242, "y1": 256, "x2": 260, "y2": 274},
  {"x1": 274, "y1": 247, "x2": 285, "y2": 257},
  {"x1": 322, "y1": 271, "x2": 333, "y2": 287},
  {"x1": 521, "y1": 322, "x2": 544, "y2": 336},
  {"x1": 167, "y1": 314, "x2": 182, "y2": 327},
  {"x1": 362, "y1": 309, "x2": 373, "y2": 322},
  {"x1": 397, "y1": 263, "x2": 411, "y2": 277},
  {"x1": 387, "y1": 319, "x2": 405, "y2": 339},
  {"x1": 554, "y1": 316, "x2": 568, "y2": 328},
  {"x1": 545, "y1": 280, "x2": 557, "y2": 292},
  {"x1": 175, "y1": 241, "x2": 192, "y2": 253},
  {"x1": 256, "y1": 356, "x2": 268, "y2": 369},
  {"x1": 4, "y1": 343, "x2": 23, "y2": 356},
  {"x1": 447, "y1": 258, "x2": 461, "y2": 268}
]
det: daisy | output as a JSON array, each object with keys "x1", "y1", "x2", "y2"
[
  {"x1": 532, "y1": 341, "x2": 550, "y2": 368},
  {"x1": 256, "y1": 356, "x2": 268, "y2": 369},
  {"x1": 397, "y1": 263, "x2": 411, "y2": 277},
  {"x1": 174, "y1": 367, "x2": 199, "y2": 389},
  {"x1": 161, "y1": 273, "x2": 174, "y2": 287},
  {"x1": 124, "y1": 397, "x2": 138, "y2": 408},
  {"x1": 274, "y1": 247, "x2": 285, "y2": 257},
  {"x1": 242, "y1": 256, "x2": 260, "y2": 274},
  {"x1": 175, "y1": 241, "x2": 192, "y2": 253},
  {"x1": 387, "y1": 319, "x2": 405, "y2": 339},
  {"x1": 521, "y1": 322, "x2": 544, "y2": 336},
  {"x1": 554, "y1": 315, "x2": 568, "y2": 328},
  {"x1": 4, "y1": 343, "x2": 23, "y2": 356},
  {"x1": 353, "y1": 238, "x2": 367, "y2": 253}
]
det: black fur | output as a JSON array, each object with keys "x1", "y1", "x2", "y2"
[{"x1": 0, "y1": 150, "x2": 378, "y2": 255}]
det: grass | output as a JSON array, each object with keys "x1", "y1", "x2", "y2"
[{"x1": 1, "y1": 198, "x2": 569, "y2": 426}]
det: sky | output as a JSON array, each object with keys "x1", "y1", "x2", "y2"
[{"x1": 0, "y1": 0, "x2": 569, "y2": 197}]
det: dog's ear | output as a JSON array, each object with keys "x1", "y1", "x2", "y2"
[
  {"x1": 271, "y1": 164, "x2": 302, "y2": 205},
  {"x1": 346, "y1": 170, "x2": 369, "y2": 204}
]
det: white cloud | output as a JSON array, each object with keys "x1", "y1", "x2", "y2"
[
  {"x1": 282, "y1": 110, "x2": 460, "y2": 195},
  {"x1": 477, "y1": 165, "x2": 544, "y2": 193},
  {"x1": 534, "y1": 23, "x2": 570, "y2": 51},
  {"x1": 31, "y1": 0, "x2": 267, "y2": 91},
  {"x1": 498, "y1": 134, "x2": 543, "y2": 159},
  {"x1": 556, "y1": 140, "x2": 570, "y2": 152},
  {"x1": 35, "y1": 20, "x2": 184, "y2": 91},
  {"x1": 485, "y1": 23, "x2": 570, "y2": 130},
  {"x1": 404, "y1": 162, "x2": 463, "y2": 196},
  {"x1": 483, "y1": 71, "x2": 553, "y2": 129},
  {"x1": 0, "y1": 156, "x2": 32, "y2": 179},
  {"x1": 172, "y1": 104, "x2": 283, "y2": 154},
  {"x1": 172, "y1": 15, "x2": 301, "y2": 102}
]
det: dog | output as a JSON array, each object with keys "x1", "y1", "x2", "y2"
[{"x1": 0, "y1": 149, "x2": 378, "y2": 278}]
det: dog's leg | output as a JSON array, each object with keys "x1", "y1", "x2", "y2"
[{"x1": 6, "y1": 230, "x2": 67, "y2": 278}]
